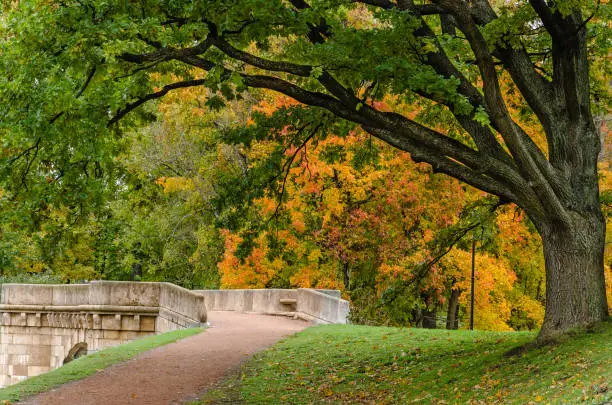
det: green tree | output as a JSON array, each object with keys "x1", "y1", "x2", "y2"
[{"x1": 1, "y1": 0, "x2": 609, "y2": 340}]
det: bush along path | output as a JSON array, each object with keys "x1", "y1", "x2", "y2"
[{"x1": 13, "y1": 312, "x2": 310, "y2": 405}]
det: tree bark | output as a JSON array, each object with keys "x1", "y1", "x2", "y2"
[
  {"x1": 538, "y1": 211, "x2": 609, "y2": 341},
  {"x1": 342, "y1": 262, "x2": 350, "y2": 290},
  {"x1": 446, "y1": 289, "x2": 460, "y2": 330}
]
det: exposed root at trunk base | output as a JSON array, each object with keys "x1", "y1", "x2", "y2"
[
  {"x1": 505, "y1": 318, "x2": 611, "y2": 357},
  {"x1": 537, "y1": 317, "x2": 610, "y2": 345}
]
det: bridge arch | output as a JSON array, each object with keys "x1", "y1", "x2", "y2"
[{"x1": 63, "y1": 342, "x2": 88, "y2": 364}]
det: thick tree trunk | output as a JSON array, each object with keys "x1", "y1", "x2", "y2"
[
  {"x1": 538, "y1": 212, "x2": 609, "y2": 341},
  {"x1": 446, "y1": 289, "x2": 460, "y2": 330},
  {"x1": 422, "y1": 304, "x2": 437, "y2": 329}
]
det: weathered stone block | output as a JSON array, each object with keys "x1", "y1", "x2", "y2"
[
  {"x1": 14, "y1": 326, "x2": 29, "y2": 334},
  {"x1": 103, "y1": 330, "x2": 120, "y2": 339},
  {"x1": 36, "y1": 327, "x2": 52, "y2": 335},
  {"x1": 33, "y1": 335, "x2": 52, "y2": 346},
  {"x1": 96, "y1": 338, "x2": 121, "y2": 349},
  {"x1": 48, "y1": 336, "x2": 62, "y2": 346},
  {"x1": 121, "y1": 315, "x2": 140, "y2": 331},
  {"x1": 86, "y1": 329, "x2": 103, "y2": 339},
  {"x1": 26, "y1": 313, "x2": 41, "y2": 327},
  {"x1": 12, "y1": 364, "x2": 28, "y2": 376},
  {"x1": 50, "y1": 285, "x2": 88, "y2": 306},
  {"x1": 29, "y1": 345, "x2": 51, "y2": 366},
  {"x1": 87, "y1": 339, "x2": 100, "y2": 351},
  {"x1": 52, "y1": 345, "x2": 65, "y2": 357},
  {"x1": 49, "y1": 355, "x2": 60, "y2": 368},
  {"x1": 117, "y1": 331, "x2": 140, "y2": 340},
  {"x1": 140, "y1": 316, "x2": 155, "y2": 332},
  {"x1": 12, "y1": 335, "x2": 33, "y2": 345},
  {"x1": 61, "y1": 335, "x2": 74, "y2": 346},
  {"x1": 7, "y1": 344, "x2": 28, "y2": 355},
  {"x1": 101, "y1": 314, "x2": 121, "y2": 330},
  {"x1": 88, "y1": 281, "x2": 160, "y2": 307},
  {"x1": 13, "y1": 313, "x2": 27, "y2": 327},
  {"x1": 92, "y1": 314, "x2": 102, "y2": 329},
  {"x1": 1, "y1": 284, "x2": 53, "y2": 306},
  {"x1": 27, "y1": 365, "x2": 49, "y2": 377},
  {"x1": 8, "y1": 354, "x2": 29, "y2": 366}
]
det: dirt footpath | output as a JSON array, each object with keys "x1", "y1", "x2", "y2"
[{"x1": 20, "y1": 311, "x2": 310, "y2": 405}]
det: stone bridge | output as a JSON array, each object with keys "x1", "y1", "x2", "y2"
[
  {"x1": 0, "y1": 281, "x2": 350, "y2": 388},
  {"x1": 0, "y1": 281, "x2": 206, "y2": 387}
]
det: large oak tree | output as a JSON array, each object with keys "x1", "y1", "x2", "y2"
[{"x1": 1, "y1": 0, "x2": 609, "y2": 339}]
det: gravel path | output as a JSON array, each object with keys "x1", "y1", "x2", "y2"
[{"x1": 20, "y1": 311, "x2": 310, "y2": 405}]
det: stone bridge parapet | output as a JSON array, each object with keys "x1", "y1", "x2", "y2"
[
  {"x1": 0, "y1": 281, "x2": 206, "y2": 387},
  {"x1": 194, "y1": 288, "x2": 349, "y2": 324}
]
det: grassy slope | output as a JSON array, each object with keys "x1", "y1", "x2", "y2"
[
  {"x1": 0, "y1": 327, "x2": 203, "y2": 403},
  {"x1": 198, "y1": 321, "x2": 610, "y2": 404}
]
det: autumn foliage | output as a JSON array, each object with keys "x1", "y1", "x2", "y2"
[{"x1": 210, "y1": 92, "x2": 562, "y2": 331}]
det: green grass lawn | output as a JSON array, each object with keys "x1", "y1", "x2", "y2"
[
  {"x1": 196, "y1": 321, "x2": 610, "y2": 404},
  {"x1": 0, "y1": 327, "x2": 203, "y2": 403}
]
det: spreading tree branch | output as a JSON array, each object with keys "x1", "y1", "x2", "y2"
[{"x1": 108, "y1": 79, "x2": 207, "y2": 126}]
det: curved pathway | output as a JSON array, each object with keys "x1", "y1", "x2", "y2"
[{"x1": 20, "y1": 311, "x2": 310, "y2": 405}]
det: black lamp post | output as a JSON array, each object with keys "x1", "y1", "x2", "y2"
[{"x1": 470, "y1": 236, "x2": 476, "y2": 331}]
